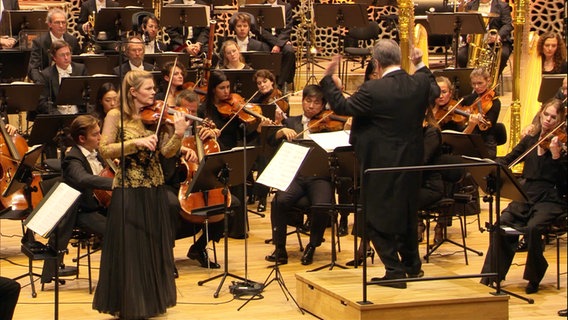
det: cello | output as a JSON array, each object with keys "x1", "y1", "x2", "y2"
[{"x1": 178, "y1": 121, "x2": 228, "y2": 224}]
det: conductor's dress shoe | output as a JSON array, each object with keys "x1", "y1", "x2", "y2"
[
  {"x1": 370, "y1": 275, "x2": 407, "y2": 289},
  {"x1": 187, "y1": 248, "x2": 220, "y2": 269},
  {"x1": 265, "y1": 249, "x2": 288, "y2": 265},
  {"x1": 301, "y1": 244, "x2": 316, "y2": 265}
]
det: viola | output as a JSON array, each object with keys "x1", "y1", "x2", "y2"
[
  {"x1": 217, "y1": 93, "x2": 266, "y2": 124},
  {"x1": 178, "y1": 122, "x2": 227, "y2": 224},
  {"x1": 307, "y1": 110, "x2": 348, "y2": 133},
  {"x1": 264, "y1": 88, "x2": 289, "y2": 114},
  {"x1": 463, "y1": 85, "x2": 499, "y2": 131}
]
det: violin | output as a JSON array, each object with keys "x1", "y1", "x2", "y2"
[
  {"x1": 217, "y1": 93, "x2": 267, "y2": 125},
  {"x1": 141, "y1": 100, "x2": 215, "y2": 128},
  {"x1": 462, "y1": 85, "x2": 499, "y2": 131},
  {"x1": 264, "y1": 88, "x2": 289, "y2": 113},
  {"x1": 508, "y1": 122, "x2": 567, "y2": 169},
  {"x1": 434, "y1": 99, "x2": 469, "y2": 126},
  {"x1": 307, "y1": 110, "x2": 348, "y2": 133}
]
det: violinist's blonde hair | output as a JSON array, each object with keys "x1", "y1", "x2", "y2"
[
  {"x1": 122, "y1": 70, "x2": 154, "y2": 120},
  {"x1": 531, "y1": 98, "x2": 566, "y2": 136}
]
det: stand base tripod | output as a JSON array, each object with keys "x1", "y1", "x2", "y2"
[{"x1": 308, "y1": 209, "x2": 347, "y2": 272}]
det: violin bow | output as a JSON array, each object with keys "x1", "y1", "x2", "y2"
[
  {"x1": 508, "y1": 122, "x2": 566, "y2": 169},
  {"x1": 218, "y1": 90, "x2": 259, "y2": 134},
  {"x1": 153, "y1": 57, "x2": 179, "y2": 136}
]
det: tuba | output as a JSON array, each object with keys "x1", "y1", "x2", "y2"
[{"x1": 467, "y1": 13, "x2": 502, "y2": 87}]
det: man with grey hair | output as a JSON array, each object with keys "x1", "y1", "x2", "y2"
[
  {"x1": 319, "y1": 39, "x2": 440, "y2": 288},
  {"x1": 28, "y1": 7, "x2": 81, "y2": 83}
]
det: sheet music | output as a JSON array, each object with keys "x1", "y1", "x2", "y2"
[
  {"x1": 257, "y1": 141, "x2": 310, "y2": 191},
  {"x1": 308, "y1": 130, "x2": 351, "y2": 152},
  {"x1": 25, "y1": 182, "x2": 81, "y2": 238}
]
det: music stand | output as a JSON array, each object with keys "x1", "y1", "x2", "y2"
[
  {"x1": 442, "y1": 131, "x2": 489, "y2": 159},
  {"x1": 1, "y1": 10, "x2": 47, "y2": 37},
  {"x1": 314, "y1": 3, "x2": 368, "y2": 28},
  {"x1": 0, "y1": 50, "x2": 31, "y2": 82},
  {"x1": 538, "y1": 75, "x2": 565, "y2": 102},
  {"x1": 57, "y1": 76, "x2": 120, "y2": 106},
  {"x1": 222, "y1": 70, "x2": 257, "y2": 99},
  {"x1": 72, "y1": 54, "x2": 120, "y2": 75},
  {"x1": 195, "y1": 147, "x2": 260, "y2": 299},
  {"x1": 116, "y1": 0, "x2": 152, "y2": 7},
  {"x1": 434, "y1": 68, "x2": 474, "y2": 99},
  {"x1": 239, "y1": 5, "x2": 285, "y2": 33},
  {"x1": 427, "y1": 12, "x2": 485, "y2": 68},
  {"x1": 241, "y1": 52, "x2": 282, "y2": 77},
  {"x1": 144, "y1": 52, "x2": 191, "y2": 70},
  {"x1": 161, "y1": 5, "x2": 210, "y2": 28},
  {"x1": 95, "y1": 7, "x2": 140, "y2": 36},
  {"x1": 461, "y1": 158, "x2": 532, "y2": 303},
  {"x1": 27, "y1": 115, "x2": 77, "y2": 160},
  {"x1": 0, "y1": 83, "x2": 42, "y2": 113}
]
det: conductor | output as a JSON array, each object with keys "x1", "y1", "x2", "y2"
[{"x1": 319, "y1": 40, "x2": 440, "y2": 288}]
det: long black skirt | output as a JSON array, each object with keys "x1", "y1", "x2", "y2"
[{"x1": 93, "y1": 186, "x2": 176, "y2": 319}]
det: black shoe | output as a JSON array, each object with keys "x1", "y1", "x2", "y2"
[
  {"x1": 407, "y1": 269, "x2": 424, "y2": 278},
  {"x1": 558, "y1": 309, "x2": 567, "y2": 317},
  {"x1": 187, "y1": 248, "x2": 220, "y2": 269},
  {"x1": 338, "y1": 216, "x2": 348, "y2": 237},
  {"x1": 346, "y1": 248, "x2": 375, "y2": 267},
  {"x1": 301, "y1": 244, "x2": 316, "y2": 265},
  {"x1": 517, "y1": 236, "x2": 528, "y2": 252},
  {"x1": 370, "y1": 275, "x2": 407, "y2": 289},
  {"x1": 434, "y1": 223, "x2": 444, "y2": 244},
  {"x1": 41, "y1": 265, "x2": 78, "y2": 284},
  {"x1": 265, "y1": 249, "x2": 288, "y2": 265},
  {"x1": 257, "y1": 196, "x2": 267, "y2": 212},
  {"x1": 417, "y1": 221, "x2": 426, "y2": 242},
  {"x1": 525, "y1": 281, "x2": 539, "y2": 294},
  {"x1": 174, "y1": 267, "x2": 179, "y2": 279},
  {"x1": 247, "y1": 194, "x2": 256, "y2": 205}
]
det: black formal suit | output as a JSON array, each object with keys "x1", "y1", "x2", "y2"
[
  {"x1": 320, "y1": 66, "x2": 439, "y2": 278},
  {"x1": 0, "y1": 276, "x2": 19, "y2": 320},
  {"x1": 113, "y1": 61, "x2": 156, "y2": 76},
  {"x1": 28, "y1": 33, "x2": 82, "y2": 83},
  {"x1": 480, "y1": 133, "x2": 567, "y2": 287},
  {"x1": 257, "y1": 0, "x2": 296, "y2": 86},
  {"x1": 457, "y1": 0, "x2": 513, "y2": 75},
  {"x1": 41, "y1": 145, "x2": 111, "y2": 283},
  {"x1": 268, "y1": 115, "x2": 333, "y2": 251},
  {"x1": 165, "y1": 0, "x2": 211, "y2": 53},
  {"x1": 36, "y1": 62, "x2": 88, "y2": 117},
  {"x1": 76, "y1": 0, "x2": 120, "y2": 37}
]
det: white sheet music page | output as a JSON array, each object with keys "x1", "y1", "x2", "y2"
[
  {"x1": 257, "y1": 141, "x2": 310, "y2": 192},
  {"x1": 308, "y1": 130, "x2": 351, "y2": 153},
  {"x1": 25, "y1": 182, "x2": 81, "y2": 238}
]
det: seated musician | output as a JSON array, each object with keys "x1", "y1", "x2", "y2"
[
  {"x1": 480, "y1": 98, "x2": 567, "y2": 294},
  {"x1": 433, "y1": 76, "x2": 468, "y2": 132},
  {"x1": 76, "y1": 0, "x2": 120, "y2": 42},
  {"x1": 537, "y1": 32, "x2": 567, "y2": 75},
  {"x1": 139, "y1": 14, "x2": 166, "y2": 54},
  {"x1": 28, "y1": 8, "x2": 82, "y2": 84},
  {"x1": 457, "y1": 0, "x2": 513, "y2": 78},
  {"x1": 113, "y1": 36, "x2": 156, "y2": 76},
  {"x1": 461, "y1": 67, "x2": 501, "y2": 159},
  {"x1": 230, "y1": 13, "x2": 271, "y2": 53},
  {"x1": 0, "y1": 276, "x2": 20, "y2": 320},
  {"x1": 93, "y1": 82, "x2": 119, "y2": 123},
  {"x1": 155, "y1": 61, "x2": 187, "y2": 106},
  {"x1": 265, "y1": 84, "x2": 333, "y2": 265},
  {"x1": 218, "y1": 40, "x2": 253, "y2": 70},
  {"x1": 36, "y1": 40, "x2": 88, "y2": 119},
  {"x1": 41, "y1": 114, "x2": 111, "y2": 284},
  {"x1": 159, "y1": 90, "x2": 226, "y2": 268},
  {"x1": 165, "y1": 0, "x2": 211, "y2": 56},
  {"x1": 257, "y1": 0, "x2": 297, "y2": 89}
]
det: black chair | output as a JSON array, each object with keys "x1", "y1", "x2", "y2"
[
  {"x1": 132, "y1": 11, "x2": 156, "y2": 34},
  {"x1": 264, "y1": 195, "x2": 311, "y2": 252},
  {"x1": 421, "y1": 154, "x2": 483, "y2": 265},
  {"x1": 340, "y1": 21, "x2": 379, "y2": 88}
]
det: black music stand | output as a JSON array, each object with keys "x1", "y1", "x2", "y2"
[
  {"x1": 161, "y1": 4, "x2": 210, "y2": 28},
  {"x1": 0, "y1": 83, "x2": 41, "y2": 122},
  {"x1": 222, "y1": 70, "x2": 257, "y2": 99},
  {"x1": 538, "y1": 75, "x2": 565, "y2": 102},
  {"x1": 427, "y1": 12, "x2": 485, "y2": 68},
  {"x1": 57, "y1": 76, "x2": 120, "y2": 106},
  {"x1": 434, "y1": 68, "x2": 474, "y2": 99},
  {"x1": 72, "y1": 54, "x2": 120, "y2": 75},
  {"x1": 116, "y1": 0, "x2": 152, "y2": 7},
  {"x1": 96, "y1": 7, "x2": 140, "y2": 37},
  {"x1": 0, "y1": 50, "x2": 31, "y2": 82},
  {"x1": 239, "y1": 4, "x2": 285, "y2": 34},
  {"x1": 195, "y1": 147, "x2": 260, "y2": 299},
  {"x1": 442, "y1": 131, "x2": 489, "y2": 159},
  {"x1": 241, "y1": 52, "x2": 282, "y2": 77},
  {"x1": 1, "y1": 10, "x2": 47, "y2": 37},
  {"x1": 144, "y1": 52, "x2": 191, "y2": 70},
  {"x1": 27, "y1": 114, "x2": 77, "y2": 160},
  {"x1": 461, "y1": 157, "x2": 532, "y2": 303},
  {"x1": 314, "y1": 3, "x2": 368, "y2": 28}
]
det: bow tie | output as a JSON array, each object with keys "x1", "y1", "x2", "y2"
[
  {"x1": 58, "y1": 66, "x2": 72, "y2": 75},
  {"x1": 87, "y1": 151, "x2": 98, "y2": 160}
]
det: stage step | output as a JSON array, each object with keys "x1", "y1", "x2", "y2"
[{"x1": 296, "y1": 264, "x2": 509, "y2": 320}]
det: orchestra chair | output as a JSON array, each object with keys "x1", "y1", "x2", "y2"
[
  {"x1": 69, "y1": 228, "x2": 99, "y2": 294},
  {"x1": 340, "y1": 21, "x2": 379, "y2": 89},
  {"x1": 131, "y1": 11, "x2": 157, "y2": 34},
  {"x1": 421, "y1": 154, "x2": 483, "y2": 265},
  {"x1": 264, "y1": 195, "x2": 311, "y2": 252}
]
